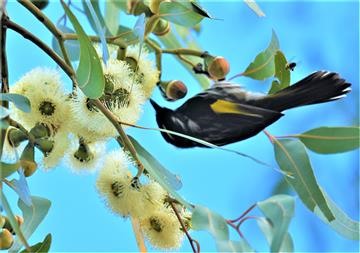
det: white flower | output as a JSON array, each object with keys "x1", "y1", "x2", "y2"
[
  {"x1": 70, "y1": 59, "x2": 145, "y2": 137},
  {"x1": 66, "y1": 136, "x2": 106, "y2": 173},
  {"x1": 140, "y1": 209, "x2": 185, "y2": 249},
  {"x1": 10, "y1": 67, "x2": 72, "y2": 130},
  {"x1": 1, "y1": 127, "x2": 26, "y2": 163},
  {"x1": 41, "y1": 130, "x2": 70, "y2": 169},
  {"x1": 126, "y1": 44, "x2": 159, "y2": 98}
]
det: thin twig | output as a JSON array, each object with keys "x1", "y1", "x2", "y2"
[
  {"x1": 263, "y1": 129, "x2": 275, "y2": 144},
  {"x1": 169, "y1": 200, "x2": 200, "y2": 253},
  {"x1": 5, "y1": 19, "x2": 75, "y2": 80},
  {"x1": 228, "y1": 203, "x2": 256, "y2": 223}
]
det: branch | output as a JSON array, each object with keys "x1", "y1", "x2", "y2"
[
  {"x1": 91, "y1": 99, "x2": 145, "y2": 178},
  {"x1": 1, "y1": 12, "x2": 9, "y2": 159},
  {"x1": 5, "y1": 19, "x2": 77, "y2": 84},
  {"x1": 169, "y1": 200, "x2": 200, "y2": 253}
]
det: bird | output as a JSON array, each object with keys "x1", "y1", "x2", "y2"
[{"x1": 150, "y1": 71, "x2": 351, "y2": 148}]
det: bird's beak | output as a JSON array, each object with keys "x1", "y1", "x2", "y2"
[{"x1": 149, "y1": 99, "x2": 162, "y2": 112}]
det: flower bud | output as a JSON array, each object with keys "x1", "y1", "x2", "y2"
[
  {"x1": 159, "y1": 80, "x2": 187, "y2": 101},
  {"x1": 31, "y1": 0, "x2": 49, "y2": 10},
  {"x1": 30, "y1": 123, "x2": 51, "y2": 139},
  {"x1": 152, "y1": 19, "x2": 171, "y2": 36},
  {"x1": 74, "y1": 142, "x2": 93, "y2": 163},
  {"x1": 20, "y1": 143, "x2": 37, "y2": 177},
  {"x1": 35, "y1": 138, "x2": 54, "y2": 156},
  {"x1": 128, "y1": 0, "x2": 152, "y2": 16},
  {"x1": 7, "y1": 128, "x2": 27, "y2": 147},
  {"x1": 0, "y1": 216, "x2": 5, "y2": 228},
  {"x1": 0, "y1": 229, "x2": 14, "y2": 250},
  {"x1": 204, "y1": 56, "x2": 230, "y2": 80},
  {"x1": 124, "y1": 56, "x2": 138, "y2": 72}
]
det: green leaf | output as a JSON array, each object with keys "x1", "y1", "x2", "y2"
[
  {"x1": 244, "y1": 0, "x2": 266, "y2": 17},
  {"x1": 20, "y1": 233, "x2": 52, "y2": 253},
  {"x1": 52, "y1": 25, "x2": 80, "y2": 62},
  {"x1": 0, "y1": 162, "x2": 19, "y2": 179},
  {"x1": 268, "y1": 50, "x2": 290, "y2": 94},
  {"x1": 0, "y1": 119, "x2": 9, "y2": 129},
  {"x1": 191, "y1": 205, "x2": 229, "y2": 240},
  {"x1": 314, "y1": 189, "x2": 359, "y2": 240},
  {"x1": 62, "y1": 1, "x2": 105, "y2": 99},
  {"x1": 297, "y1": 126, "x2": 360, "y2": 154},
  {"x1": 159, "y1": 1, "x2": 204, "y2": 27},
  {"x1": 257, "y1": 217, "x2": 294, "y2": 252},
  {"x1": 10, "y1": 196, "x2": 51, "y2": 252},
  {"x1": 114, "y1": 25, "x2": 140, "y2": 46},
  {"x1": 104, "y1": 1, "x2": 120, "y2": 36},
  {"x1": 127, "y1": 135, "x2": 191, "y2": 209},
  {"x1": 242, "y1": 30, "x2": 280, "y2": 80},
  {"x1": 0, "y1": 93, "x2": 31, "y2": 113},
  {"x1": 257, "y1": 195, "x2": 295, "y2": 253},
  {"x1": 0, "y1": 106, "x2": 10, "y2": 118},
  {"x1": 273, "y1": 138, "x2": 335, "y2": 221},
  {"x1": 82, "y1": 0, "x2": 107, "y2": 35},
  {"x1": 216, "y1": 239, "x2": 255, "y2": 252}
]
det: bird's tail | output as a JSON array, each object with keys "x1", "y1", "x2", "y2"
[{"x1": 261, "y1": 71, "x2": 351, "y2": 111}]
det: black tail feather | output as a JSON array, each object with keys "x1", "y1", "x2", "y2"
[{"x1": 263, "y1": 71, "x2": 351, "y2": 111}]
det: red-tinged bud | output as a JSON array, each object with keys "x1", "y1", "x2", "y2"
[
  {"x1": 159, "y1": 80, "x2": 188, "y2": 101},
  {"x1": 152, "y1": 19, "x2": 171, "y2": 36},
  {"x1": 15, "y1": 216, "x2": 24, "y2": 227},
  {"x1": 20, "y1": 143, "x2": 37, "y2": 177},
  {"x1": 0, "y1": 229, "x2": 13, "y2": 250},
  {"x1": 205, "y1": 56, "x2": 230, "y2": 80},
  {"x1": 31, "y1": 0, "x2": 49, "y2": 10}
]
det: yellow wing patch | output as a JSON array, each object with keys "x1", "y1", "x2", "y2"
[{"x1": 210, "y1": 99, "x2": 262, "y2": 118}]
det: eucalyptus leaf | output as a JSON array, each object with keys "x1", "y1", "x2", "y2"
[
  {"x1": 159, "y1": 1, "x2": 204, "y2": 27},
  {"x1": 81, "y1": 0, "x2": 107, "y2": 35},
  {"x1": 242, "y1": 30, "x2": 280, "y2": 80},
  {"x1": 191, "y1": 205, "x2": 229, "y2": 241},
  {"x1": 244, "y1": 0, "x2": 266, "y2": 17},
  {"x1": 0, "y1": 161, "x2": 19, "y2": 179},
  {"x1": 257, "y1": 217, "x2": 294, "y2": 252},
  {"x1": 257, "y1": 195, "x2": 295, "y2": 253},
  {"x1": 127, "y1": 135, "x2": 190, "y2": 209},
  {"x1": 216, "y1": 239, "x2": 255, "y2": 252},
  {"x1": 297, "y1": 126, "x2": 360, "y2": 154},
  {"x1": 314, "y1": 189, "x2": 359, "y2": 240},
  {"x1": 84, "y1": 0, "x2": 109, "y2": 64},
  {"x1": 268, "y1": 50, "x2": 290, "y2": 94},
  {"x1": 0, "y1": 93, "x2": 31, "y2": 113},
  {"x1": 115, "y1": 25, "x2": 140, "y2": 46},
  {"x1": 104, "y1": 1, "x2": 120, "y2": 36},
  {"x1": 0, "y1": 106, "x2": 10, "y2": 118},
  {"x1": 10, "y1": 196, "x2": 51, "y2": 252},
  {"x1": 62, "y1": 1, "x2": 105, "y2": 99},
  {"x1": 20, "y1": 233, "x2": 52, "y2": 253},
  {"x1": 0, "y1": 119, "x2": 9, "y2": 129},
  {"x1": 273, "y1": 138, "x2": 335, "y2": 221},
  {"x1": 51, "y1": 25, "x2": 80, "y2": 61},
  {"x1": 11, "y1": 169, "x2": 32, "y2": 207}
]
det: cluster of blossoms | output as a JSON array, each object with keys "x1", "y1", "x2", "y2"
[{"x1": 6, "y1": 44, "x2": 190, "y2": 249}]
